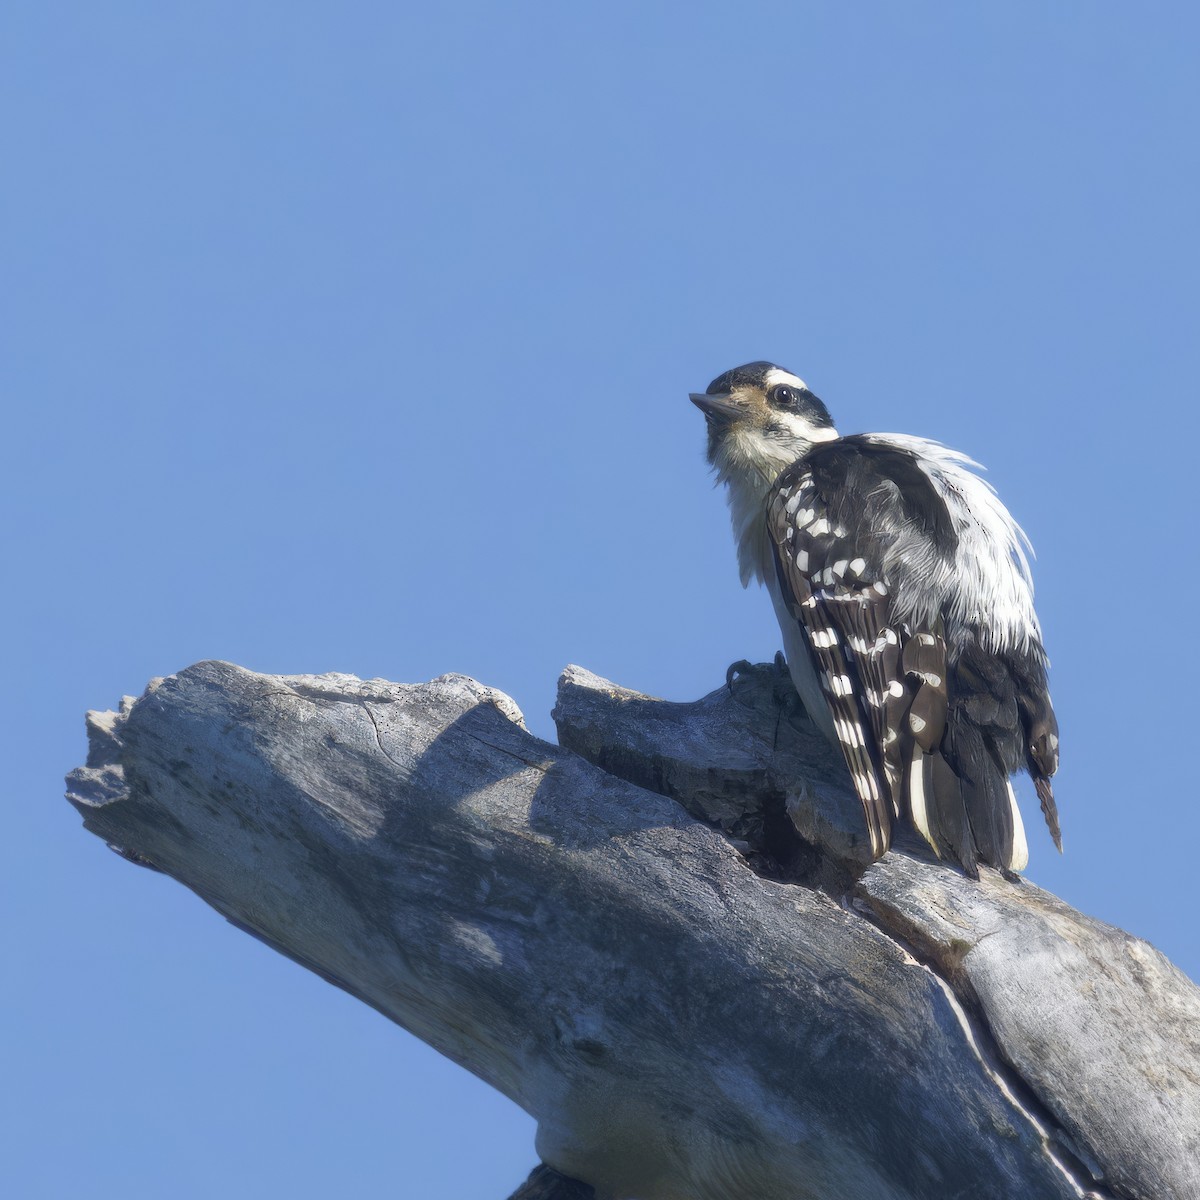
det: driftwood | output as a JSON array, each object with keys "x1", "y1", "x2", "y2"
[{"x1": 65, "y1": 660, "x2": 1200, "y2": 1200}]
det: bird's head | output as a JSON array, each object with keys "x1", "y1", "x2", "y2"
[{"x1": 690, "y1": 361, "x2": 838, "y2": 483}]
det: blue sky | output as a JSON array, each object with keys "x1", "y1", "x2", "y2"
[{"x1": 4, "y1": 3, "x2": 1198, "y2": 1196}]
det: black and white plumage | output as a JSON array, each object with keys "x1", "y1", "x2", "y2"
[{"x1": 691, "y1": 361, "x2": 1060, "y2": 876}]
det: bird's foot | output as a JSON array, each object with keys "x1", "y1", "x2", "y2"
[
  {"x1": 726, "y1": 656, "x2": 803, "y2": 725},
  {"x1": 769, "y1": 653, "x2": 804, "y2": 714}
]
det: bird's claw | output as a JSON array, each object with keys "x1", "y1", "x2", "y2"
[{"x1": 726, "y1": 659, "x2": 754, "y2": 692}]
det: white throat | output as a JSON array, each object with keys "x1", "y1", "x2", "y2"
[{"x1": 714, "y1": 424, "x2": 838, "y2": 586}]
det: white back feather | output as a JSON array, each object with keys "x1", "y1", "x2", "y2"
[{"x1": 867, "y1": 434, "x2": 1042, "y2": 657}]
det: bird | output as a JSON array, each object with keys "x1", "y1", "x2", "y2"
[{"x1": 690, "y1": 361, "x2": 1060, "y2": 877}]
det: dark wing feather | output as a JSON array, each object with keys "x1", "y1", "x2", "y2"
[
  {"x1": 768, "y1": 468, "x2": 897, "y2": 860},
  {"x1": 840, "y1": 595, "x2": 905, "y2": 807},
  {"x1": 768, "y1": 444, "x2": 1033, "y2": 874}
]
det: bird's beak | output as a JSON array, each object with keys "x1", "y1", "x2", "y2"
[{"x1": 689, "y1": 391, "x2": 743, "y2": 424}]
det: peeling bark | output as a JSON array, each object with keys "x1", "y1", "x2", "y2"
[{"x1": 66, "y1": 661, "x2": 1200, "y2": 1200}]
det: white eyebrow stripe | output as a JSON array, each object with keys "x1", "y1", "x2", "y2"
[{"x1": 763, "y1": 367, "x2": 808, "y2": 390}]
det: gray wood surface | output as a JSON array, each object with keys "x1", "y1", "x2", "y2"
[{"x1": 66, "y1": 660, "x2": 1199, "y2": 1200}]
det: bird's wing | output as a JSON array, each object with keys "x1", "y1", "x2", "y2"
[
  {"x1": 767, "y1": 464, "x2": 902, "y2": 860},
  {"x1": 767, "y1": 444, "x2": 995, "y2": 871}
]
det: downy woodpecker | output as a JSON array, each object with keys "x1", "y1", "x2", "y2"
[{"x1": 691, "y1": 361, "x2": 1060, "y2": 876}]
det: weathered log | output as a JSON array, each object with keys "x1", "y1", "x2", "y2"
[
  {"x1": 508, "y1": 1164, "x2": 596, "y2": 1200},
  {"x1": 65, "y1": 660, "x2": 1200, "y2": 1200}
]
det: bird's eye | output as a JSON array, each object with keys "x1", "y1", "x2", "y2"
[{"x1": 769, "y1": 385, "x2": 797, "y2": 408}]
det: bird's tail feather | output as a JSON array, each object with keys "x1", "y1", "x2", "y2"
[
  {"x1": 1015, "y1": 667, "x2": 1061, "y2": 852},
  {"x1": 950, "y1": 720, "x2": 1017, "y2": 872},
  {"x1": 906, "y1": 725, "x2": 1028, "y2": 876},
  {"x1": 1027, "y1": 713, "x2": 1062, "y2": 852},
  {"x1": 1007, "y1": 781, "x2": 1030, "y2": 871},
  {"x1": 908, "y1": 744, "x2": 977, "y2": 876},
  {"x1": 1036, "y1": 777, "x2": 1062, "y2": 853}
]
